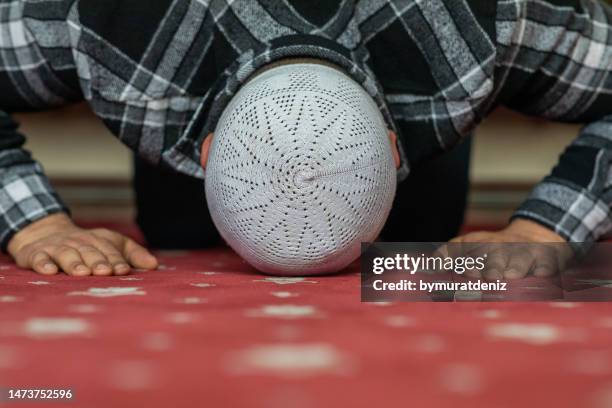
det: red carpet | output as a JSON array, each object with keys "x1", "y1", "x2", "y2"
[{"x1": 2, "y1": 246, "x2": 612, "y2": 408}]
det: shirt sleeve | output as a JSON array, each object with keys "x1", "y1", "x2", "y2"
[
  {"x1": 0, "y1": 112, "x2": 69, "y2": 250},
  {"x1": 0, "y1": 1, "x2": 77, "y2": 250},
  {"x1": 495, "y1": 0, "x2": 612, "y2": 250}
]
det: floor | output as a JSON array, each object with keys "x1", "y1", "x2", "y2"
[{"x1": 1, "y1": 241, "x2": 612, "y2": 408}]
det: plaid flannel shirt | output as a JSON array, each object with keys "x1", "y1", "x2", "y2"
[{"x1": 0, "y1": 0, "x2": 611, "y2": 251}]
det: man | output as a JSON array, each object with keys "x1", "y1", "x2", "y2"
[{"x1": 0, "y1": 0, "x2": 609, "y2": 276}]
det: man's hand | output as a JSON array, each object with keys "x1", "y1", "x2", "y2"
[
  {"x1": 449, "y1": 219, "x2": 572, "y2": 280},
  {"x1": 7, "y1": 213, "x2": 158, "y2": 276}
]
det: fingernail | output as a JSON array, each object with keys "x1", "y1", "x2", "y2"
[
  {"x1": 115, "y1": 263, "x2": 129, "y2": 272},
  {"x1": 504, "y1": 268, "x2": 522, "y2": 279},
  {"x1": 75, "y1": 265, "x2": 89, "y2": 274},
  {"x1": 43, "y1": 263, "x2": 56, "y2": 272},
  {"x1": 533, "y1": 267, "x2": 552, "y2": 277},
  {"x1": 95, "y1": 264, "x2": 111, "y2": 272},
  {"x1": 487, "y1": 269, "x2": 502, "y2": 280}
]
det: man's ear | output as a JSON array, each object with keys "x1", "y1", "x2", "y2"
[
  {"x1": 388, "y1": 130, "x2": 401, "y2": 169},
  {"x1": 200, "y1": 133, "x2": 214, "y2": 169}
]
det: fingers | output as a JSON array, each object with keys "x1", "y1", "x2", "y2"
[
  {"x1": 22, "y1": 238, "x2": 140, "y2": 276},
  {"x1": 448, "y1": 231, "x2": 567, "y2": 281},
  {"x1": 483, "y1": 250, "x2": 508, "y2": 281},
  {"x1": 504, "y1": 251, "x2": 535, "y2": 279},
  {"x1": 93, "y1": 229, "x2": 157, "y2": 271},
  {"x1": 532, "y1": 247, "x2": 559, "y2": 277},
  {"x1": 533, "y1": 263, "x2": 555, "y2": 277},
  {"x1": 89, "y1": 237, "x2": 130, "y2": 275},
  {"x1": 47, "y1": 239, "x2": 126, "y2": 276},
  {"x1": 78, "y1": 245, "x2": 113, "y2": 276},
  {"x1": 30, "y1": 251, "x2": 58, "y2": 275},
  {"x1": 13, "y1": 223, "x2": 157, "y2": 276},
  {"x1": 50, "y1": 245, "x2": 90, "y2": 276}
]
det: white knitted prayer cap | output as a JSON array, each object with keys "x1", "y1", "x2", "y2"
[{"x1": 205, "y1": 62, "x2": 397, "y2": 275}]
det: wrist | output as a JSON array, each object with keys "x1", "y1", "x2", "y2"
[
  {"x1": 7, "y1": 212, "x2": 75, "y2": 256},
  {"x1": 505, "y1": 218, "x2": 567, "y2": 243}
]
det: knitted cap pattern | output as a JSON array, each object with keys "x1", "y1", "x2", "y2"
[{"x1": 205, "y1": 63, "x2": 397, "y2": 275}]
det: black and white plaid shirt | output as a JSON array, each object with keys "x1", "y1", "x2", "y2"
[{"x1": 0, "y1": 0, "x2": 611, "y2": 251}]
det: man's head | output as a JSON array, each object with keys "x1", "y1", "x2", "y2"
[{"x1": 201, "y1": 61, "x2": 398, "y2": 275}]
